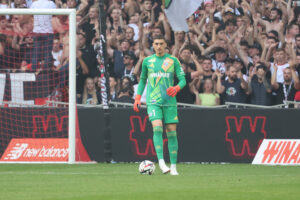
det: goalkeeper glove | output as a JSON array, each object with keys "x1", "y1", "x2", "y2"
[
  {"x1": 133, "y1": 95, "x2": 141, "y2": 112},
  {"x1": 166, "y1": 85, "x2": 181, "y2": 97}
]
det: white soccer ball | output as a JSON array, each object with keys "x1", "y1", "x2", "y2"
[{"x1": 139, "y1": 160, "x2": 155, "y2": 175}]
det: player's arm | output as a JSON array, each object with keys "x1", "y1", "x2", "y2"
[
  {"x1": 167, "y1": 58, "x2": 186, "y2": 97},
  {"x1": 134, "y1": 59, "x2": 148, "y2": 112},
  {"x1": 174, "y1": 58, "x2": 186, "y2": 89}
]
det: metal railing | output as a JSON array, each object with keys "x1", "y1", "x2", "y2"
[
  {"x1": 225, "y1": 102, "x2": 286, "y2": 109},
  {"x1": 1, "y1": 100, "x2": 299, "y2": 109}
]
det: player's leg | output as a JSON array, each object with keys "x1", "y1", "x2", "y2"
[
  {"x1": 164, "y1": 106, "x2": 179, "y2": 175},
  {"x1": 165, "y1": 123, "x2": 179, "y2": 175},
  {"x1": 147, "y1": 105, "x2": 170, "y2": 174}
]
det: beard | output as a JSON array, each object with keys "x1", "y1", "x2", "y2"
[{"x1": 230, "y1": 76, "x2": 238, "y2": 81}]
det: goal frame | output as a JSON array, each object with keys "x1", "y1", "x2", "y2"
[{"x1": 0, "y1": 9, "x2": 77, "y2": 164}]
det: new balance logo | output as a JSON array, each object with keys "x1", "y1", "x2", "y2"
[{"x1": 4, "y1": 143, "x2": 28, "y2": 160}]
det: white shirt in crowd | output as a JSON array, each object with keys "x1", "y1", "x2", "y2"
[
  {"x1": 212, "y1": 59, "x2": 226, "y2": 74},
  {"x1": 270, "y1": 62, "x2": 290, "y2": 83},
  {"x1": 128, "y1": 24, "x2": 139, "y2": 41},
  {"x1": 52, "y1": 50, "x2": 63, "y2": 67},
  {"x1": 30, "y1": 0, "x2": 56, "y2": 33},
  {"x1": 10, "y1": 0, "x2": 32, "y2": 8}
]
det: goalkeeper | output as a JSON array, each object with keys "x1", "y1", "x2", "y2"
[{"x1": 133, "y1": 35, "x2": 186, "y2": 175}]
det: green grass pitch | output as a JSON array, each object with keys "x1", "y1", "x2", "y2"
[{"x1": 0, "y1": 163, "x2": 299, "y2": 200}]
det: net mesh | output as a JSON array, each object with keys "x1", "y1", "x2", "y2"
[{"x1": 0, "y1": 14, "x2": 70, "y2": 162}]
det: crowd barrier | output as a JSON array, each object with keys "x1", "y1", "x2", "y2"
[
  {"x1": 78, "y1": 107, "x2": 300, "y2": 163},
  {"x1": 0, "y1": 105, "x2": 299, "y2": 163}
]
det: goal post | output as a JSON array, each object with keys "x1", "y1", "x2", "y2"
[{"x1": 0, "y1": 9, "x2": 77, "y2": 163}]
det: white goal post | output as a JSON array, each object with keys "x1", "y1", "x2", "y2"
[{"x1": 0, "y1": 9, "x2": 76, "y2": 164}]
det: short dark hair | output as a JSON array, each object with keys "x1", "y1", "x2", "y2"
[
  {"x1": 256, "y1": 64, "x2": 267, "y2": 71},
  {"x1": 124, "y1": 51, "x2": 136, "y2": 61},
  {"x1": 267, "y1": 36, "x2": 279, "y2": 43},
  {"x1": 225, "y1": 19, "x2": 236, "y2": 27},
  {"x1": 202, "y1": 56, "x2": 212, "y2": 63},
  {"x1": 152, "y1": 34, "x2": 166, "y2": 42},
  {"x1": 215, "y1": 47, "x2": 226, "y2": 53},
  {"x1": 271, "y1": 8, "x2": 282, "y2": 19},
  {"x1": 120, "y1": 39, "x2": 130, "y2": 44},
  {"x1": 240, "y1": 40, "x2": 249, "y2": 48},
  {"x1": 216, "y1": 26, "x2": 225, "y2": 34},
  {"x1": 275, "y1": 47, "x2": 285, "y2": 53},
  {"x1": 268, "y1": 30, "x2": 279, "y2": 38},
  {"x1": 180, "y1": 46, "x2": 192, "y2": 54}
]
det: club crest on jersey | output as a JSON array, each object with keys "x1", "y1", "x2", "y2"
[{"x1": 162, "y1": 58, "x2": 174, "y2": 72}]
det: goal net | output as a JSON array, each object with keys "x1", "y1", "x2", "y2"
[{"x1": 0, "y1": 9, "x2": 90, "y2": 163}]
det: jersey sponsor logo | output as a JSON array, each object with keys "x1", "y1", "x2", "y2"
[
  {"x1": 150, "y1": 72, "x2": 170, "y2": 78},
  {"x1": 148, "y1": 58, "x2": 156, "y2": 63}
]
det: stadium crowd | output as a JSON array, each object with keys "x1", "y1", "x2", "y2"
[{"x1": 0, "y1": 0, "x2": 300, "y2": 107}]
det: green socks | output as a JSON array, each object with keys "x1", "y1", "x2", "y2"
[
  {"x1": 153, "y1": 127, "x2": 178, "y2": 164},
  {"x1": 166, "y1": 131, "x2": 178, "y2": 164},
  {"x1": 153, "y1": 126, "x2": 164, "y2": 160}
]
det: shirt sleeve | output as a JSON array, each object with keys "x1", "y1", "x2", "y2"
[
  {"x1": 137, "y1": 59, "x2": 148, "y2": 95},
  {"x1": 174, "y1": 57, "x2": 186, "y2": 89}
]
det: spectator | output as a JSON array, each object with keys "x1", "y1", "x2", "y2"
[
  {"x1": 296, "y1": 34, "x2": 300, "y2": 54},
  {"x1": 270, "y1": 48, "x2": 291, "y2": 83},
  {"x1": 81, "y1": 5, "x2": 99, "y2": 45},
  {"x1": 216, "y1": 65, "x2": 248, "y2": 104},
  {"x1": 77, "y1": 32, "x2": 98, "y2": 78},
  {"x1": 201, "y1": 57, "x2": 214, "y2": 80},
  {"x1": 30, "y1": 0, "x2": 56, "y2": 70},
  {"x1": 95, "y1": 77, "x2": 102, "y2": 104},
  {"x1": 81, "y1": 77, "x2": 98, "y2": 105},
  {"x1": 212, "y1": 47, "x2": 227, "y2": 74},
  {"x1": 113, "y1": 76, "x2": 134, "y2": 103},
  {"x1": 52, "y1": 38, "x2": 63, "y2": 68},
  {"x1": 15, "y1": 35, "x2": 34, "y2": 71},
  {"x1": 271, "y1": 65, "x2": 300, "y2": 105},
  {"x1": 107, "y1": 39, "x2": 131, "y2": 79},
  {"x1": 176, "y1": 53, "x2": 203, "y2": 104},
  {"x1": 128, "y1": 11, "x2": 141, "y2": 42},
  {"x1": 0, "y1": 16, "x2": 8, "y2": 33},
  {"x1": 248, "y1": 64, "x2": 272, "y2": 105},
  {"x1": 109, "y1": 76, "x2": 118, "y2": 101},
  {"x1": 122, "y1": 50, "x2": 137, "y2": 84},
  {"x1": 192, "y1": 78, "x2": 220, "y2": 106}
]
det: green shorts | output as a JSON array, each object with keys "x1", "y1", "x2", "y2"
[{"x1": 147, "y1": 105, "x2": 179, "y2": 124}]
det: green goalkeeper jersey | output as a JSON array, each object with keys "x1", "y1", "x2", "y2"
[{"x1": 137, "y1": 53, "x2": 186, "y2": 106}]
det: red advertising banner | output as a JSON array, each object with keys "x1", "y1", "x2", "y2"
[
  {"x1": 252, "y1": 139, "x2": 300, "y2": 165},
  {"x1": 0, "y1": 138, "x2": 68, "y2": 162}
]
